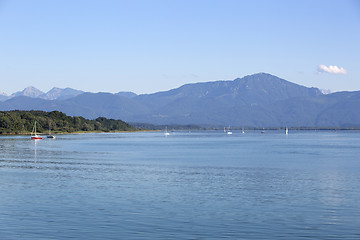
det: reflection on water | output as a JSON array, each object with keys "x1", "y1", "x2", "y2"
[
  {"x1": 34, "y1": 139, "x2": 38, "y2": 163},
  {"x1": 0, "y1": 131, "x2": 360, "y2": 239}
]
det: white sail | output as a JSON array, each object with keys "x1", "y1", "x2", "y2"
[
  {"x1": 164, "y1": 126, "x2": 170, "y2": 136},
  {"x1": 226, "y1": 126, "x2": 232, "y2": 135}
]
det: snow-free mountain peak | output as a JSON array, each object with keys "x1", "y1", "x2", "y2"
[
  {"x1": 42, "y1": 87, "x2": 84, "y2": 100},
  {"x1": 11, "y1": 86, "x2": 44, "y2": 98},
  {"x1": 2, "y1": 86, "x2": 84, "y2": 101}
]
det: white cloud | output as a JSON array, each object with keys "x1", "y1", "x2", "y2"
[{"x1": 317, "y1": 64, "x2": 347, "y2": 75}]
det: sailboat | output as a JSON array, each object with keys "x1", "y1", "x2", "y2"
[
  {"x1": 285, "y1": 127, "x2": 289, "y2": 135},
  {"x1": 164, "y1": 126, "x2": 170, "y2": 136},
  {"x1": 242, "y1": 128, "x2": 245, "y2": 134},
  {"x1": 226, "y1": 126, "x2": 232, "y2": 135},
  {"x1": 31, "y1": 121, "x2": 42, "y2": 140},
  {"x1": 47, "y1": 122, "x2": 55, "y2": 139}
]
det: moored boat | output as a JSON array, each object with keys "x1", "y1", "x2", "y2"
[
  {"x1": 47, "y1": 122, "x2": 55, "y2": 139},
  {"x1": 31, "y1": 121, "x2": 42, "y2": 140},
  {"x1": 226, "y1": 126, "x2": 232, "y2": 135},
  {"x1": 164, "y1": 126, "x2": 170, "y2": 136}
]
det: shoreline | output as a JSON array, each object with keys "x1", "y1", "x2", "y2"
[
  {"x1": 0, "y1": 129, "x2": 158, "y2": 136},
  {"x1": 1, "y1": 128, "x2": 359, "y2": 136}
]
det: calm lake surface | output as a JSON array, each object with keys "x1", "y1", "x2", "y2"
[{"x1": 1, "y1": 130, "x2": 360, "y2": 239}]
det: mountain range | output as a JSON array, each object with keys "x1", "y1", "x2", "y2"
[
  {"x1": 1, "y1": 73, "x2": 359, "y2": 127},
  {"x1": 0, "y1": 87, "x2": 84, "y2": 101}
]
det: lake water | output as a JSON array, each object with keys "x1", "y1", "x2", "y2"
[{"x1": 1, "y1": 130, "x2": 360, "y2": 239}]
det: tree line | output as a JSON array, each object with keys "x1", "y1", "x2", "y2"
[{"x1": 0, "y1": 110, "x2": 136, "y2": 134}]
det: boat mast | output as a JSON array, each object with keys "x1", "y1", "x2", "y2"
[{"x1": 32, "y1": 121, "x2": 37, "y2": 136}]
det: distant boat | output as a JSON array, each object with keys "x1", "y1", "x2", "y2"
[
  {"x1": 164, "y1": 126, "x2": 170, "y2": 136},
  {"x1": 47, "y1": 122, "x2": 55, "y2": 139},
  {"x1": 285, "y1": 127, "x2": 288, "y2": 135},
  {"x1": 242, "y1": 128, "x2": 245, "y2": 134},
  {"x1": 226, "y1": 126, "x2": 232, "y2": 135},
  {"x1": 31, "y1": 121, "x2": 42, "y2": 140}
]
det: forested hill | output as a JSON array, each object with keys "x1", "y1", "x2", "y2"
[{"x1": 0, "y1": 110, "x2": 136, "y2": 134}]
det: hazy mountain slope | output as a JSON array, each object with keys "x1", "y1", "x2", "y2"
[
  {"x1": 42, "y1": 87, "x2": 84, "y2": 100},
  {"x1": 11, "y1": 86, "x2": 44, "y2": 98},
  {"x1": 61, "y1": 92, "x2": 151, "y2": 120},
  {"x1": 0, "y1": 92, "x2": 8, "y2": 101},
  {"x1": 0, "y1": 96, "x2": 58, "y2": 111},
  {"x1": 0, "y1": 96, "x2": 93, "y2": 117},
  {"x1": 116, "y1": 92, "x2": 137, "y2": 98},
  {"x1": 314, "y1": 91, "x2": 360, "y2": 127}
]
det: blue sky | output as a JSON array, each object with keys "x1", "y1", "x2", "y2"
[{"x1": 0, "y1": 0, "x2": 359, "y2": 94}]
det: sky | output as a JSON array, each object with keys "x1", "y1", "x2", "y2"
[{"x1": 0, "y1": 0, "x2": 359, "y2": 95}]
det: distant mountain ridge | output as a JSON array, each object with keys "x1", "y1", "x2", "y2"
[
  {"x1": 0, "y1": 87, "x2": 84, "y2": 101},
  {"x1": 42, "y1": 87, "x2": 84, "y2": 100},
  {"x1": 1, "y1": 73, "x2": 359, "y2": 127}
]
